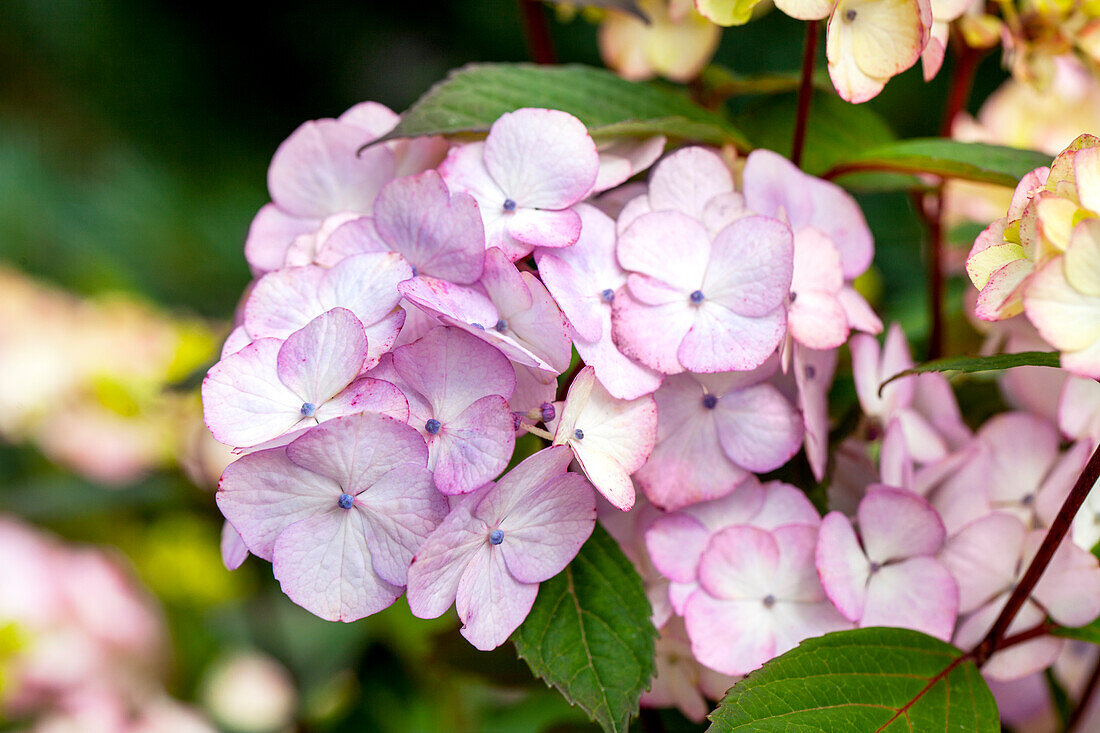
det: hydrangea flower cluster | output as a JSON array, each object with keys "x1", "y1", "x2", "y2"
[
  {"x1": 203, "y1": 100, "x2": 1100, "y2": 723},
  {"x1": 967, "y1": 133, "x2": 1100, "y2": 379}
]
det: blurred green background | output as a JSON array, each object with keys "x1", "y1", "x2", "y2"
[{"x1": 0, "y1": 1, "x2": 1012, "y2": 731}]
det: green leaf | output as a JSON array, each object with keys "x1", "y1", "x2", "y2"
[
  {"x1": 707, "y1": 628, "x2": 999, "y2": 732},
  {"x1": 879, "y1": 351, "x2": 1061, "y2": 394},
  {"x1": 378, "y1": 63, "x2": 749, "y2": 149},
  {"x1": 512, "y1": 523, "x2": 657, "y2": 733},
  {"x1": 1052, "y1": 617, "x2": 1100, "y2": 644},
  {"x1": 734, "y1": 91, "x2": 895, "y2": 177},
  {"x1": 827, "y1": 139, "x2": 1053, "y2": 188}
]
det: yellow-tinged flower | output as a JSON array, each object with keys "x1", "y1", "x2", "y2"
[
  {"x1": 826, "y1": 0, "x2": 933, "y2": 103},
  {"x1": 598, "y1": 0, "x2": 721, "y2": 82}
]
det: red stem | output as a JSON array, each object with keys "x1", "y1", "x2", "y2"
[
  {"x1": 939, "y1": 43, "x2": 983, "y2": 138},
  {"x1": 790, "y1": 21, "x2": 818, "y2": 169},
  {"x1": 926, "y1": 191, "x2": 945, "y2": 360},
  {"x1": 518, "y1": 0, "x2": 557, "y2": 65},
  {"x1": 973, "y1": 442, "x2": 1100, "y2": 668}
]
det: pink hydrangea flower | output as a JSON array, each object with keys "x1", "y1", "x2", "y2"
[
  {"x1": 684, "y1": 523, "x2": 851, "y2": 676},
  {"x1": 634, "y1": 364, "x2": 803, "y2": 509},
  {"x1": 816, "y1": 487, "x2": 958, "y2": 640},
  {"x1": 439, "y1": 108, "x2": 599, "y2": 261},
  {"x1": 405, "y1": 446, "x2": 597, "y2": 650},
  {"x1": 217, "y1": 413, "x2": 448, "y2": 622},
  {"x1": 202, "y1": 308, "x2": 408, "y2": 450},
  {"x1": 536, "y1": 203, "x2": 662, "y2": 400},
  {"x1": 552, "y1": 365, "x2": 657, "y2": 510},
  {"x1": 243, "y1": 253, "x2": 412, "y2": 368},
  {"x1": 370, "y1": 326, "x2": 516, "y2": 495},
  {"x1": 591, "y1": 136, "x2": 666, "y2": 194},
  {"x1": 310, "y1": 170, "x2": 486, "y2": 284},
  {"x1": 645, "y1": 477, "x2": 820, "y2": 614},
  {"x1": 613, "y1": 211, "x2": 793, "y2": 374},
  {"x1": 942, "y1": 512, "x2": 1100, "y2": 680},
  {"x1": 221, "y1": 521, "x2": 249, "y2": 571},
  {"x1": 399, "y1": 247, "x2": 571, "y2": 377}
]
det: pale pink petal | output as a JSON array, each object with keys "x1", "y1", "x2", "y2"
[
  {"x1": 635, "y1": 411, "x2": 747, "y2": 510},
  {"x1": 217, "y1": 447, "x2": 340, "y2": 561},
  {"x1": 506, "y1": 208, "x2": 583, "y2": 250},
  {"x1": 646, "y1": 513, "x2": 711, "y2": 583},
  {"x1": 815, "y1": 511, "x2": 871, "y2": 621},
  {"x1": 955, "y1": 596, "x2": 1063, "y2": 681},
  {"x1": 498, "y1": 472, "x2": 597, "y2": 582},
  {"x1": 612, "y1": 286, "x2": 693, "y2": 374},
  {"x1": 202, "y1": 339, "x2": 304, "y2": 448},
  {"x1": 592, "y1": 136, "x2": 666, "y2": 193},
  {"x1": 244, "y1": 204, "x2": 319, "y2": 275},
  {"x1": 268, "y1": 118, "x2": 396, "y2": 219},
  {"x1": 859, "y1": 487, "x2": 946, "y2": 563},
  {"x1": 1060, "y1": 376, "x2": 1100, "y2": 443},
  {"x1": 702, "y1": 216, "x2": 795, "y2": 317},
  {"x1": 430, "y1": 395, "x2": 516, "y2": 495},
  {"x1": 1030, "y1": 532, "x2": 1100, "y2": 627},
  {"x1": 647, "y1": 147, "x2": 735, "y2": 221},
  {"x1": 697, "y1": 525, "x2": 779, "y2": 600},
  {"x1": 220, "y1": 521, "x2": 249, "y2": 571},
  {"x1": 371, "y1": 170, "x2": 486, "y2": 283},
  {"x1": 272, "y1": 510, "x2": 401, "y2": 622},
  {"x1": 862, "y1": 558, "x2": 958, "y2": 640},
  {"x1": 275, "y1": 308, "x2": 366, "y2": 406},
  {"x1": 940, "y1": 513, "x2": 1027, "y2": 613},
  {"x1": 483, "y1": 108, "x2": 599, "y2": 209},
  {"x1": 712, "y1": 383, "x2": 803, "y2": 472},
  {"x1": 618, "y1": 210, "x2": 709, "y2": 293},
  {"x1": 284, "y1": 412, "x2": 428, "y2": 490},
  {"x1": 838, "y1": 286, "x2": 883, "y2": 334},
  {"x1": 794, "y1": 345, "x2": 838, "y2": 481},
  {"x1": 752, "y1": 481, "x2": 822, "y2": 529},
  {"x1": 314, "y1": 377, "x2": 409, "y2": 423},
  {"x1": 574, "y1": 321, "x2": 664, "y2": 400},
  {"x1": 474, "y1": 445, "x2": 576, "y2": 524},
  {"x1": 353, "y1": 463, "x2": 448, "y2": 587},
  {"x1": 456, "y1": 544, "x2": 540, "y2": 651},
  {"x1": 741, "y1": 148, "x2": 874, "y2": 278},
  {"x1": 406, "y1": 502, "x2": 490, "y2": 619},
  {"x1": 685, "y1": 595, "x2": 774, "y2": 676},
  {"x1": 767, "y1": 599, "x2": 851, "y2": 658}
]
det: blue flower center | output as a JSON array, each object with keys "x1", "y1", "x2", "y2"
[
  {"x1": 503, "y1": 198, "x2": 517, "y2": 211},
  {"x1": 411, "y1": 265, "x2": 419, "y2": 277},
  {"x1": 494, "y1": 318, "x2": 508, "y2": 333},
  {"x1": 689, "y1": 290, "x2": 705, "y2": 304},
  {"x1": 762, "y1": 594, "x2": 776, "y2": 608},
  {"x1": 471, "y1": 322, "x2": 486, "y2": 330},
  {"x1": 601, "y1": 288, "x2": 615, "y2": 303},
  {"x1": 702, "y1": 394, "x2": 718, "y2": 409},
  {"x1": 489, "y1": 529, "x2": 504, "y2": 545},
  {"x1": 425, "y1": 418, "x2": 442, "y2": 435},
  {"x1": 573, "y1": 428, "x2": 584, "y2": 440},
  {"x1": 300, "y1": 402, "x2": 316, "y2": 418},
  {"x1": 338, "y1": 493, "x2": 354, "y2": 510},
  {"x1": 540, "y1": 402, "x2": 556, "y2": 422}
]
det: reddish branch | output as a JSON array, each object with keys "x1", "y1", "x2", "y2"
[
  {"x1": 791, "y1": 21, "x2": 818, "y2": 169},
  {"x1": 518, "y1": 0, "x2": 557, "y2": 65}
]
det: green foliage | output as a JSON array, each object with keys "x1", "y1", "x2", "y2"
[
  {"x1": 735, "y1": 91, "x2": 895, "y2": 176},
  {"x1": 829, "y1": 139, "x2": 1053, "y2": 188},
  {"x1": 513, "y1": 523, "x2": 657, "y2": 733},
  {"x1": 879, "y1": 351, "x2": 1062, "y2": 394},
  {"x1": 707, "y1": 628, "x2": 999, "y2": 732},
  {"x1": 377, "y1": 62, "x2": 750, "y2": 148}
]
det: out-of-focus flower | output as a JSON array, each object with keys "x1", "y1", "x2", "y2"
[
  {"x1": 0, "y1": 516, "x2": 212, "y2": 730},
  {"x1": 642, "y1": 618, "x2": 737, "y2": 722},
  {"x1": 0, "y1": 266, "x2": 216, "y2": 485},
  {"x1": 199, "y1": 651, "x2": 297, "y2": 733},
  {"x1": 598, "y1": 0, "x2": 721, "y2": 82}
]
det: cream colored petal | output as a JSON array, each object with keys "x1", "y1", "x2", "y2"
[
  {"x1": 1066, "y1": 219, "x2": 1100, "y2": 296},
  {"x1": 774, "y1": 0, "x2": 836, "y2": 20}
]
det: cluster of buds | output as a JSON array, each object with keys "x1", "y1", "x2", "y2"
[
  {"x1": 203, "y1": 100, "x2": 1100, "y2": 723},
  {"x1": 967, "y1": 133, "x2": 1100, "y2": 379}
]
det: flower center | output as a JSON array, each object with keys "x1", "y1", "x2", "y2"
[
  {"x1": 869, "y1": 561, "x2": 882, "y2": 574},
  {"x1": 425, "y1": 418, "x2": 442, "y2": 435},
  {"x1": 300, "y1": 402, "x2": 317, "y2": 418},
  {"x1": 702, "y1": 393, "x2": 718, "y2": 410},
  {"x1": 601, "y1": 288, "x2": 615, "y2": 303},
  {"x1": 489, "y1": 529, "x2": 504, "y2": 545},
  {"x1": 540, "y1": 402, "x2": 556, "y2": 422},
  {"x1": 762, "y1": 594, "x2": 776, "y2": 608},
  {"x1": 338, "y1": 493, "x2": 354, "y2": 510},
  {"x1": 805, "y1": 365, "x2": 817, "y2": 380},
  {"x1": 844, "y1": 8, "x2": 857, "y2": 21},
  {"x1": 503, "y1": 198, "x2": 517, "y2": 211},
  {"x1": 573, "y1": 428, "x2": 584, "y2": 440},
  {"x1": 494, "y1": 318, "x2": 508, "y2": 333},
  {"x1": 789, "y1": 291, "x2": 797, "y2": 303},
  {"x1": 689, "y1": 290, "x2": 705, "y2": 304}
]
